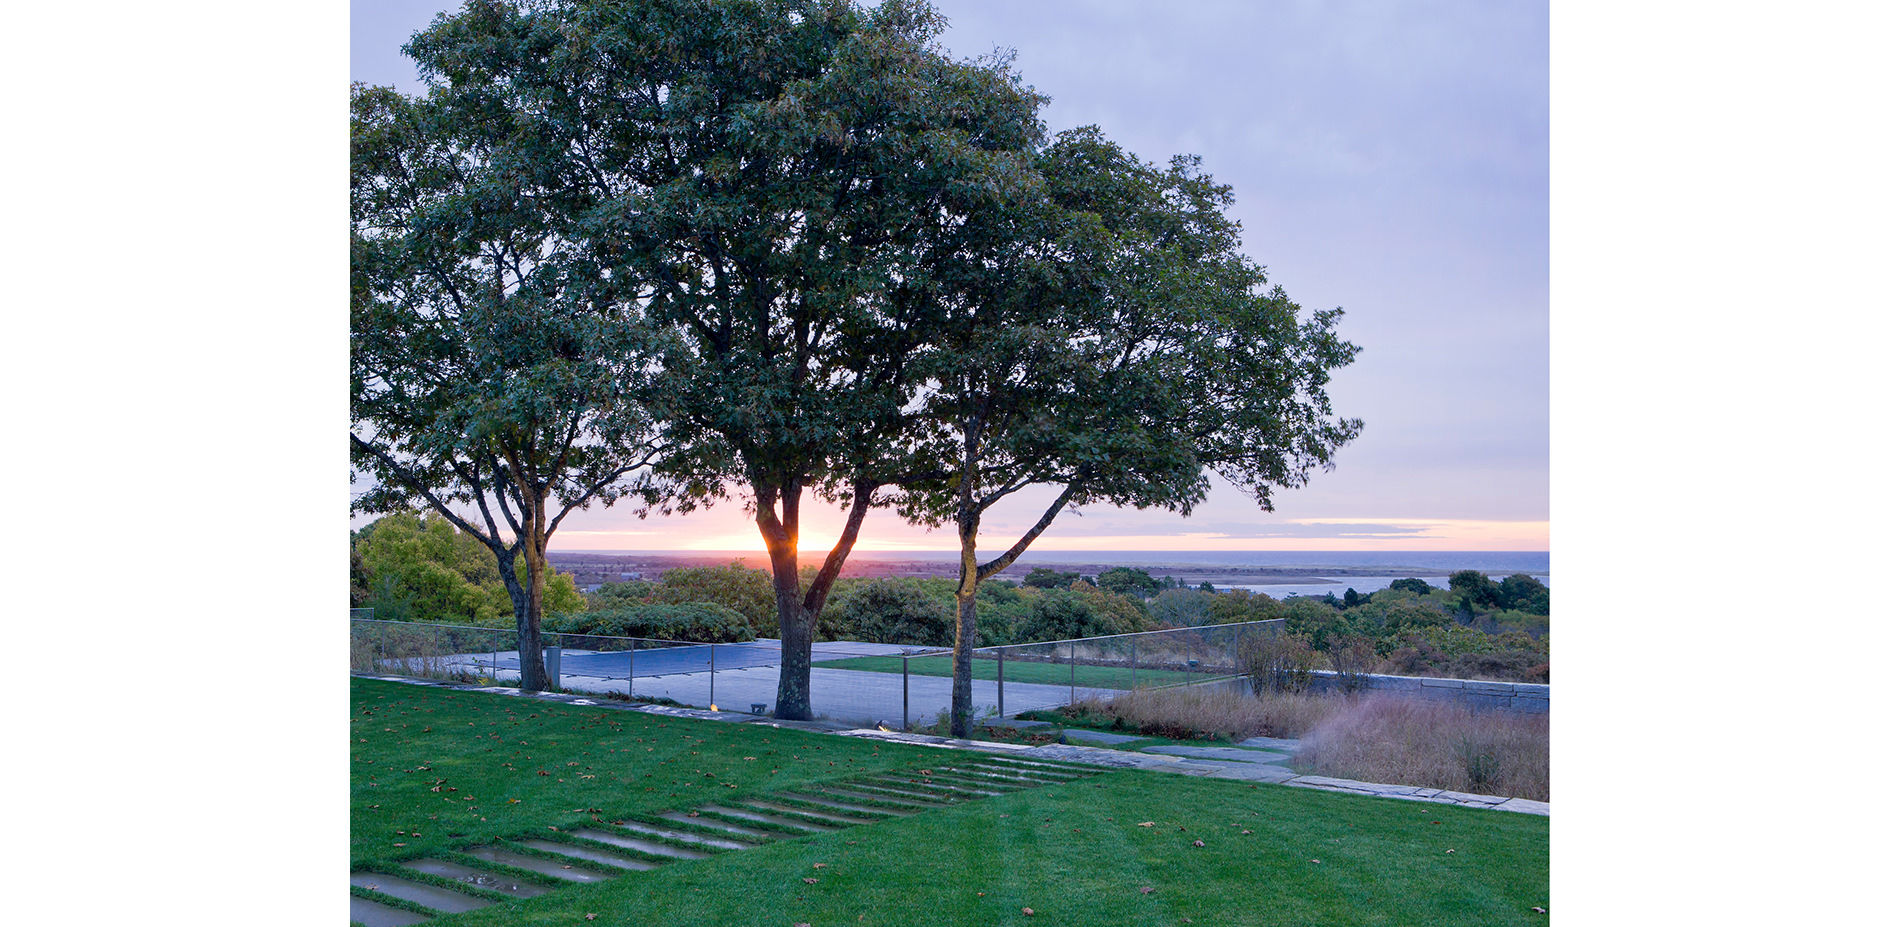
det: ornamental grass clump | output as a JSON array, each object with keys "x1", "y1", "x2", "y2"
[{"x1": 1294, "y1": 696, "x2": 1549, "y2": 801}]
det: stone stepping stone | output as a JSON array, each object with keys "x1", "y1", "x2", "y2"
[
  {"x1": 611, "y1": 820, "x2": 753, "y2": 850},
  {"x1": 743, "y1": 799, "x2": 877, "y2": 826},
  {"x1": 958, "y1": 763, "x2": 1071, "y2": 783},
  {"x1": 350, "y1": 895, "x2": 431, "y2": 927},
  {"x1": 401, "y1": 858, "x2": 551, "y2": 898},
  {"x1": 929, "y1": 767, "x2": 1038, "y2": 787},
  {"x1": 350, "y1": 871, "x2": 492, "y2": 914},
  {"x1": 568, "y1": 827, "x2": 713, "y2": 861},
  {"x1": 1058, "y1": 729, "x2": 1148, "y2": 745},
  {"x1": 979, "y1": 759, "x2": 1092, "y2": 778},
  {"x1": 462, "y1": 845, "x2": 614, "y2": 883},
  {"x1": 815, "y1": 786, "x2": 941, "y2": 808},
  {"x1": 656, "y1": 811, "x2": 782, "y2": 839},
  {"x1": 770, "y1": 792, "x2": 907, "y2": 817},
  {"x1": 698, "y1": 805, "x2": 835, "y2": 832},
  {"x1": 874, "y1": 775, "x2": 1003, "y2": 797},
  {"x1": 514, "y1": 838, "x2": 658, "y2": 871},
  {"x1": 823, "y1": 784, "x2": 951, "y2": 806},
  {"x1": 840, "y1": 780, "x2": 967, "y2": 804}
]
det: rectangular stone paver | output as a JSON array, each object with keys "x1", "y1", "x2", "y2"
[
  {"x1": 515, "y1": 838, "x2": 657, "y2": 870},
  {"x1": 350, "y1": 895, "x2": 431, "y2": 927},
  {"x1": 462, "y1": 845, "x2": 614, "y2": 882},
  {"x1": 402, "y1": 858, "x2": 551, "y2": 897},
  {"x1": 349, "y1": 871, "x2": 492, "y2": 914}
]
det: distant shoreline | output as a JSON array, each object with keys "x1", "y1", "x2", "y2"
[{"x1": 545, "y1": 550, "x2": 1548, "y2": 590}]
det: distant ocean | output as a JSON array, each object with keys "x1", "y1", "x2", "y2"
[{"x1": 567, "y1": 549, "x2": 1549, "y2": 598}]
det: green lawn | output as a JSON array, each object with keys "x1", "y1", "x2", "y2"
[
  {"x1": 811, "y1": 652, "x2": 1211, "y2": 690},
  {"x1": 352, "y1": 678, "x2": 1548, "y2": 926}
]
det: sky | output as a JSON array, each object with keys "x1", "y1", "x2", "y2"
[{"x1": 351, "y1": 0, "x2": 1550, "y2": 552}]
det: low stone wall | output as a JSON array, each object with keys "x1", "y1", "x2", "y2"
[{"x1": 1302, "y1": 670, "x2": 1549, "y2": 713}]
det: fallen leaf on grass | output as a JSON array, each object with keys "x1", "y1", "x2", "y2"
[
  {"x1": 1241, "y1": 830, "x2": 1253, "y2": 835},
  {"x1": 1138, "y1": 887, "x2": 1155, "y2": 894},
  {"x1": 1445, "y1": 849, "x2": 1456, "y2": 854},
  {"x1": 585, "y1": 915, "x2": 597, "y2": 921},
  {"x1": 802, "y1": 878, "x2": 818, "y2": 884},
  {"x1": 813, "y1": 863, "x2": 828, "y2": 869},
  {"x1": 1533, "y1": 907, "x2": 1547, "y2": 915},
  {"x1": 1137, "y1": 822, "x2": 1155, "y2": 827},
  {"x1": 1191, "y1": 840, "x2": 1205, "y2": 847},
  {"x1": 1022, "y1": 908, "x2": 1034, "y2": 916}
]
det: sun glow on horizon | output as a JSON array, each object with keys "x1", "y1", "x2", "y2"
[{"x1": 543, "y1": 516, "x2": 1549, "y2": 553}]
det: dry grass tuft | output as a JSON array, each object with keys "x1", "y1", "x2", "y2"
[
  {"x1": 1294, "y1": 696, "x2": 1549, "y2": 801},
  {"x1": 1081, "y1": 685, "x2": 1340, "y2": 741}
]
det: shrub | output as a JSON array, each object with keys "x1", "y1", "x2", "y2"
[
  {"x1": 825, "y1": 577, "x2": 955, "y2": 645},
  {"x1": 548, "y1": 603, "x2": 755, "y2": 643},
  {"x1": 1241, "y1": 632, "x2": 1321, "y2": 695},
  {"x1": 1014, "y1": 589, "x2": 1128, "y2": 642},
  {"x1": 1325, "y1": 634, "x2": 1378, "y2": 694}
]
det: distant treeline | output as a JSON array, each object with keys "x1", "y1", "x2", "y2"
[{"x1": 353, "y1": 511, "x2": 1548, "y2": 682}]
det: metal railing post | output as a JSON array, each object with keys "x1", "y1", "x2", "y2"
[
  {"x1": 1069, "y1": 642, "x2": 1076, "y2": 703},
  {"x1": 996, "y1": 648, "x2": 1005, "y2": 719},
  {"x1": 902, "y1": 654, "x2": 910, "y2": 732},
  {"x1": 1130, "y1": 638, "x2": 1137, "y2": 690},
  {"x1": 709, "y1": 643, "x2": 717, "y2": 710}
]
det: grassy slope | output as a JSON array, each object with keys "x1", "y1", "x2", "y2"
[{"x1": 354, "y1": 679, "x2": 1548, "y2": 926}]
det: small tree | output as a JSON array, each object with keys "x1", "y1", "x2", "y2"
[
  {"x1": 351, "y1": 76, "x2": 665, "y2": 691},
  {"x1": 897, "y1": 130, "x2": 1362, "y2": 735}
]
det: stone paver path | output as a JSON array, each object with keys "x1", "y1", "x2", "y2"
[{"x1": 348, "y1": 735, "x2": 1101, "y2": 924}]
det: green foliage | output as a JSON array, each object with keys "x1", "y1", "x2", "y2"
[
  {"x1": 1498, "y1": 573, "x2": 1550, "y2": 615},
  {"x1": 1205, "y1": 589, "x2": 1284, "y2": 624},
  {"x1": 1014, "y1": 589, "x2": 1129, "y2": 643},
  {"x1": 1387, "y1": 577, "x2": 1433, "y2": 596},
  {"x1": 646, "y1": 563, "x2": 778, "y2": 635},
  {"x1": 1096, "y1": 566, "x2": 1165, "y2": 599},
  {"x1": 547, "y1": 603, "x2": 755, "y2": 644},
  {"x1": 1448, "y1": 570, "x2": 1503, "y2": 611},
  {"x1": 1146, "y1": 587, "x2": 1212, "y2": 627},
  {"x1": 353, "y1": 512, "x2": 512, "y2": 626},
  {"x1": 1023, "y1": 568, "x2": 1085, "y2": 589},
  {"x1": 824, "y1": 577, "x2": 956, "y2": 646}
]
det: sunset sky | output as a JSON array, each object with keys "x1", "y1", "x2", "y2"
[{"x1": 351, "y1": 0, "x2": 1550, "y2": 553}]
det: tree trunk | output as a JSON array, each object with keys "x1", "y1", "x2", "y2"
[
  {"x1": 950, "y1": 518, "x2": 981, "y2": 738},
  {"x1": 757, "y1": 476, "x2": 877, "y2": 721},
  {"x1": 496, "y1": 542, "x2": 549, "y2": 692},
  {"x1": 523, "y1": 530, "x2": 552, "y2": 692}
]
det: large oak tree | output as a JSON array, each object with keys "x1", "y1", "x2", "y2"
[{"x1": 389, "y1": 0, "x2": 1046, "y2": 718}]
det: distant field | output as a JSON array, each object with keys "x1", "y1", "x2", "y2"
[{"x1": 811, "y1": 652, "x2": 1210, "y2": 690}]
